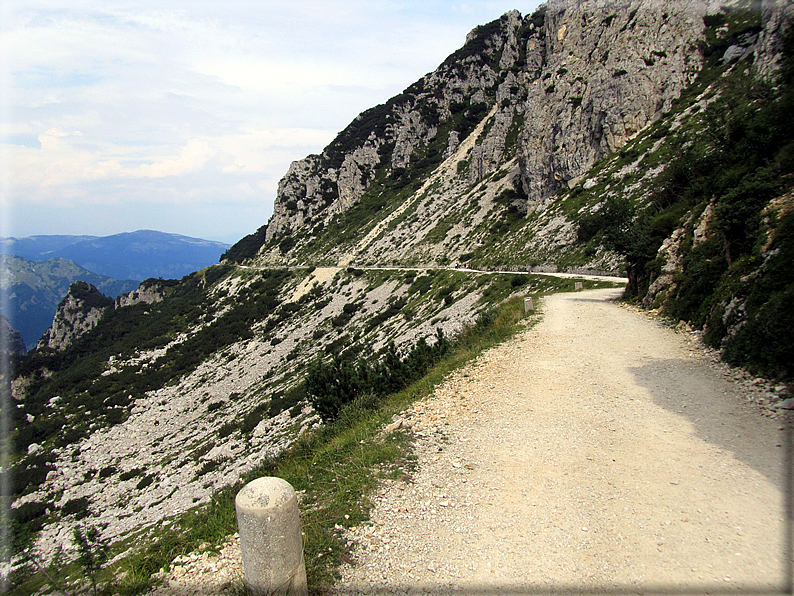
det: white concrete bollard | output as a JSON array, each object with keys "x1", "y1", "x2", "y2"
[
  {"x1": 236, "y1": 477, "x2": 308, "y2": 596},
  {"x1": 575, "y1": 281, "x2": 583, "y2": 290},
  {"x1": 524, "y1": 297, "x2": 534, "y2": 313}
]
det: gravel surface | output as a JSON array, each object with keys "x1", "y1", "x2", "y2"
[
  {"x1": 149, "y1": 288, "x2": 789, "y2": 595},
  {"x1": 332, "y1": 288, "x2": 787, "y2": 594}
]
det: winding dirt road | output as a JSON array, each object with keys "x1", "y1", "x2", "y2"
[{"x1": 333, "y1": 287, "x2": 789, "y2": 595}]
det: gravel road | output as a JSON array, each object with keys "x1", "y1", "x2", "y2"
[
  {"x1": 332, "y1": 287, "x2": 788, "y2": 595},
  {"x1": 151, "y1": 287, "x2": 789, "y2": 595}
]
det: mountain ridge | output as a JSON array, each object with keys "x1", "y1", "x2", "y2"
[
  {"x1": 0, "y1": 255, "x2": 140, "y2": 349},
  {"x1": 225, "y1": 2, "x2": 709, "y2": 269},
  {"x1": 223, "y1": 0, "x2": 793, "y2": 380},
  {"x1": 2, "y1": 230, "x2": 231, "y2": 281}
]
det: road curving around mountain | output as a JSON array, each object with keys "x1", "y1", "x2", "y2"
[{"x1": 332, "y1": 287, "x2": 788, "y2": 595}]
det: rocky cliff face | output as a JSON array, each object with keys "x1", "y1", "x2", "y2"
[
  {"x1": 516, "y1": 0, "x2": 706, "y2": 212},
  {"x1": 247, "y1": 1, "x2": 710, "y2": 266},
  {"x1": 37, "y1": 282, "x2": 114, "y2": 351},
  {"x1": 114, "y1": 278, "x2": 174, "y2": 309},
  {"x1": 640, "y1": 0, "x2": 794, "y2": 311},
  {"x1": 261, "y1": 9, "x2": 531, "y2": 250}
]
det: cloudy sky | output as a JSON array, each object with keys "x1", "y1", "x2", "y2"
[{"x1": 1, "y1": 1, "x2": 542, "y2": 245}]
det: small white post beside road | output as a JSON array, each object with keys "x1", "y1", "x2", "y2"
[
  {"x1": 575, "y1": 281, "x2": 583, "y2": 290},
  {"x1": 236, "y1": 477, "x2": 308, "y2": 596},
  {"x1": 524, "y1": 297, "x2": 534, "y2": 313}
]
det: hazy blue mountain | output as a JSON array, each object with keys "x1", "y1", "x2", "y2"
[
  {"x1": 1, "y1": 230, "x2": 231, "y2": 281},
  {"x1": 0, "y1": 235, "x2": 99, "y2": 260},
  {"x1": 0, "y1": 255, "x2": 139, "y2": 349}
]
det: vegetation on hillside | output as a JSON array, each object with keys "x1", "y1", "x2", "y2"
[{"x1": 306, "y1": 329, "x2": 450, "y2": 422}]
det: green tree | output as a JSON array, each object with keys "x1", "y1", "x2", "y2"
[{"x1": 73, "y1": 524, "x2": 110, "y2": 596}]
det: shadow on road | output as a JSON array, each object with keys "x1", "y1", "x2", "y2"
[
  {"x1": 628, "y1": 357, "x2": 786, "y2": 489},
  {"x1": 628, "y1": 357, "x2": 792, "y2": 594}
]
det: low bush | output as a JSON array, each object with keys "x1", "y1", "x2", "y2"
[
  {"x1": 61, "y1": 497, "x2": 92, "y2": 520},
  {"x1": 119, "y1": 468, "x2": 144, "y2": 482},
  {"x1": 306, "y1": 329, "x2": 451, "y2": 422},
  {"x1": 136, "y1": 475, "x2": 155, "y2": 490}
]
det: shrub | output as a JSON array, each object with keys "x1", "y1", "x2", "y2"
[
  {"x1": 217, "y1": 422, "x2": 237, "y2": 439},
  {"x1": 73, "y1": 524, "x2": 110, "y2": 596},
  {"x1": 307, "y1": 329, "x2": 450, "y2": 422},
  {"x1": 198, "y1": 460, "x2": 222, "y2": 476},
  {"x1": 241, "y1": 405, "x2": 267, "y2": 434},
  {"x1": 119, "y1": 468, "x2": 144, "y2": 481},
  {"x1": 511, "y1": 274, "x2": 529, "y2": 288},
  {"x1": 408, "y1": 275, "x2": 434, "y2": 295},
  {"x1": 136, "y1": 475, "x2": 155, "y2": 490},
  {"x1": 98, "y1": 466, "x2": 117, "y2": 479},
  {"x1": 61, "y1": 497, "x2": 91, "y2": 519}
]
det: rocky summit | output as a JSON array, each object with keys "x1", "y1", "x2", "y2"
[{"x1": 5, "y1": 1, "x2": 794, "y2": 592}]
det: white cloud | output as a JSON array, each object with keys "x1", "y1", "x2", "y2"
[
  {"x1": 134, "y1": 139, "x2": 213, "y2": 178},
  {"x1": 9, "y1": 129, "x2": 121, "y2": 188},
  {"x1": 6, "y1": 127, "x2": 336, "y2": 194}
]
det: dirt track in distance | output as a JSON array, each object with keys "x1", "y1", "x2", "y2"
[{"x1": 333, "y1": 287, "x2": 789, "y2": 595}]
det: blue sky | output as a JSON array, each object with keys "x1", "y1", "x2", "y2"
[{"x1": 2, "y1": 1, "x2": 542, "y2": 244}]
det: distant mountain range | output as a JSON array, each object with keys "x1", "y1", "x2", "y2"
[
  {"x1": 0, "y1": 230, "x2": 232, "y2": 349},
  {"x1": 1, "y1": 230, "x2": 231, "y2": 281}
]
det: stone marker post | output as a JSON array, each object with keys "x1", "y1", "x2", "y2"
[
  {"x1": 575, "y1": 281, "x2": 583, "y2": 290},
  {"x1": 236, "y1": 477, "x2": 308, "y2": 596},
  {"x1": 524, "y1": 297, "x2": 534, "y2": 313}
]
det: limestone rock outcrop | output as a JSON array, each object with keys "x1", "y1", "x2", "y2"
[
  {"x1": 255, "y1": 2, "x2": 711, "y2": 257},
  {"x1": 517, "y1": 0, "x2": 707, "y2": 212},
  {"x1": 115, "y1": 278, "x2": 173, "y2": 309},
  {"x1": 37, "y1": 281, "x2": 113, "y2": 351},
  {"x1": 259, "y1": 9, "x2": 531, "y2": 252},
  {"x1": 752, "y1": 0, "x2": 794, "y2": 80}
]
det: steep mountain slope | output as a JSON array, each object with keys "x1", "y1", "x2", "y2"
[
  {"x1": 225, "y1": 1, "x2": 708, "y2": 270},
  {"x1": 0, "y1": 255, "x2": 139, "y2": 349},
  {"x1": 5, "y1": 0, "x2": 794, "y2": 590},
  {"x1": 225, "y1": 0, "x2": 793, "y2": 379}
]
